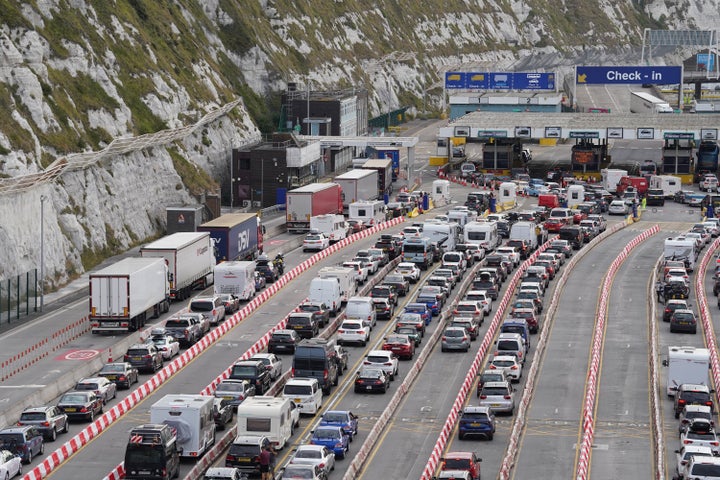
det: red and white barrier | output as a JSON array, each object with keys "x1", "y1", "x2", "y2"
[
  {"x1": 1, "y1": 316, "x2": 91, "y2": 382},
  {"x1": 574, "y1": 225, "x2": 659, "y2": 480},
  {"x1": 25, "y1": 218, "x2": 406, "y2": 480}
]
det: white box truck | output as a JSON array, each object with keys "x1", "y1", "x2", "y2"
[
  {"x1": 150, "y1": 394, "x2": 216, "y2": 458},
  {"x1": 665, "y1": 346, "x2": 710, "y2": 396},
  {"x1": 235, "y1": 396, "x2": 294, "y2": 450},
  {"x1": 317, "y1": 267, "x2": 357, "y2": 304},
  {"x1": 213, "y1": 261, "x2": 256, "y2": 301},
  {"x1": 140, "y1": 232, "x2": 216, "y2": 301},
  {"x1": 90, "y1": 257, "x2": 170, "y2": 334},
  {"x1": 334, "y1": 169, "x2": 379, "y2": 208},
  {"x1": 310, "y1": 214, "x2": 348, "y2": 243},
  {"x1": 630, "y1": 91, "x2": 674, "y2": 114},
  {"x1": 601, "y1": 169, "x2": 628, "y2": 194}
]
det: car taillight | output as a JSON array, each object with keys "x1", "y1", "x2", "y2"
[
  {"x1": 480, "y1": 395, "x2": 487, "y2": 399},
  {"x1": 712, "y1": 441, "x2": 720, "y2": 446},
  {"x1": 678, "y1": 399, "x2": 686, "y2": 405},
  {"x1": 489, "y1": 365, "x2": 497, "y2": 369},
  {"x1": 683, "y1": 439, "x2": 692, "y2": 444},
  {"x1": 143, "y1": 354, "x2": 152, "y2": 359},
  {"x1": 80, "y1": 407, "x2": 88, "y2": 413},
  {"x1": 338, "y1": 330, "x2": 345, "y2": 334},
  {"x1": 442, "y1": 336, "x2": 447, "y2": 341},
  {"x1": 16, "y1": 422, "x2": 23, "y2": 426},
  {"x1": 504, "y1": 395, "x2": 511, "y2": 399},
  {"x1": 511, "y1": 365, "x2": 518, "y2": 370},
  {"x1": 118, "y1": 375, "x2": 127, "y2": 381},
  {"x1": 323, "y1": 369, "x2": 329, "y2": 379},
  {"x1": 707, "y1": 401, "x2": 713, "y2": 407},
  {"x1": 384, "y1": 362, "x2": 392, "y2": 366},
  {"x1": 291, "y1": 368, "x2": 296, "y2": 376}
]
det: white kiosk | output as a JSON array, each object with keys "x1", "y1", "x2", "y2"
[
  {"x1": 432, "y1": 179, "x2": 451, "y2": 206},
  {"x1": 498, "y1": 182, "x2": 518, "y2": 211}
]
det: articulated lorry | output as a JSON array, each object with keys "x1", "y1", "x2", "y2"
[
  {"x1": 197, "y1": 213, "x2": 262, "y2": 263},
  {"x1": 630, "y1": 91, "x2": 673, "y2": 114},
  {"x1": 140, "y1": 232, "x2": 215, "y2": 301},
  {"x1": 286, "y1": 183, "x2": 344, "y2": 233},
  {"x1": 333, "y1": 169, "x2": 379, "y2": 209},
  {"x1": 90, "y1": 257, "x2": 170, "y2": 334},
  {"x1": 362, "y1": 159, "x2": 394, "y2": 197}
]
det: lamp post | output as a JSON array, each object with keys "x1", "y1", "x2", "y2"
[{"x1": 39, "y1": 195, "x2": 46, "y2": 312}]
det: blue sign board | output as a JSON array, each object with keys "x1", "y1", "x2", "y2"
[
  {"x1": 467, "y1": 72, "x2": 488, "y2": 89},
  {"x1": 697, "y1": 53, "x2": 715, "y2": 72},
  {"x1": 514, "y1": 72, "x2": 555, "y2": 90},
  {"x1": 576, "y1": 66, "x2": 682, "y2": 85},
  {"x1": 489, "y1": 72, "x2": 512, "y2": 89},
  {"x1": 445, "y1": 72, "x2": 467, "y2": 89}
]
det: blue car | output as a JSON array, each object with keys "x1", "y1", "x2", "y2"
[
  {"x1": 310, "y1": 426, "x2": 350, "y2": 458},
  {"x1": 403, "y1": 303, "x2": 431, "y2": 325},
  {"x1": 458, "y1": 405, "x2": 496, "y2": 440},
  {"x1": 415, "y1": 293, "x2": 441, "y2": 317},
  {"x1": 0, "y1": 425, "x2": 44, "y2": 464},
  {"x1": 320, "y1": 410, "x2": 359, "y2": 440}
]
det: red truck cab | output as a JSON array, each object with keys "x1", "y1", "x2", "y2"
[{"x1": 616, "y1": 176, "x2": 648, "y2": 196}]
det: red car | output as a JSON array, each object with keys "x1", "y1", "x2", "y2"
[
  {"x1": 571, "y1": 209, "x2": 586, "y2": 224},
  {"x1": 544, "y1": 218, "x2": 565, "y2": 233},
  {"x1": 381, "y1": 334, "x2": 415, "y2": 360},
  {"x1": 510, "y1": 309, "x2": 539, "y2": 333},
  {"x1": 441, "y1": 451, "x2": 482, "y2": 480}
]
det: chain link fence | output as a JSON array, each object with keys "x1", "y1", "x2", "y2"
[{"x1": 1, "y1": 269, "x2": 39, "y2": 324}]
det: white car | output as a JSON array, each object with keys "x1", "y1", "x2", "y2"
[
  {"x1": 337, "y1": 319, "x2": 371, "y2": 346},
  {"x1": 665, "y1": 268, "x2": 689, "y2": 283},
  {"x1": 464, "y1": 290, "x2": 493, "y2": 314},
  {"x1": 342, "y1": 261, "x2": 369, "y2": 284},
  {"x1": 249, "y1": 353, "x2": 283, "y2": 381},
  {"x1": 608, "y1": 200, "x2": 628, "y2": 215},
  {"x1": 496, "y1": 246, "x2": 521, "y2": 266},
  {"x1": 680, "y1": 419, "x2": 720, "y2": 454},
  {"x1": 395, "y1": 262, "x2": 421, "y2": 283},
  {"x1": 685, "y1": 232, "x2": 706, "y2": 249},
  {"x1": 489, "y1": 355, "x2": 523, "y2": 382},
  {"x1": 675, "y1": 445, "x2": 714, "y2": 479},
  {"x1": 0, "y1": 449, "x2": 22, "y2": 479},
  {"x1": 703, "y1": 221, "x2": 720, "y2": 237},
  {"x1": 353, "y1": 256, "x2": 379, "y2": 274},
  {"x1": 74, "y1": 376, "x2": 118, "y2": 404},
  {"x1": 290, "y1": 444, "x2": 336, "y2": 477},
  {"x1": 363, "y1": 350, "x2": 399, "y2": 380},
  {"x1": 402, "y1": 226, "x2": 423, "y2": 237},
  {"x1": 149, "y1": 334, "x2": 180, "y2": 360},
  {"x1": 303, "y1": 232, "x2": 330, "y2": 252},
  {"x1": 682, "y1": 455, "x2": 720, "y2": 480},
  {"x1": 355, "y1": 250, "x2": 381, "y2": 273}
]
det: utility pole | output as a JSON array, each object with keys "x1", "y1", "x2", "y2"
[{"x1": 40, "y1": 195, "x2": 46, "y2": 312}]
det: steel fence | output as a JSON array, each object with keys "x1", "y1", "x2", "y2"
[{"x1": 0, "y1": 269, "x2": 39, "y2": 324}]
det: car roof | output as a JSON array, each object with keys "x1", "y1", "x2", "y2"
[
  {"x1": 22, "y1": 405, "x2": 53, "y2": 413},
  {"x1": 367, "y1": 350, "x2": 392, "y2": 356},
  {"x1": 680, "y1": 383, "x2": 711, "y2": 391},
  {"x1": 286, "y1": 377, "x2": 318, "y2": 386},
  {"x1": 272, "y1": 329, "x2": 296, "y2": 335},
  {"x1": 492, "y1": 355, "x2": 518, "y2": 362},
  {"x1": 462, "y1": 405, "x2": 491, "y2": 414},
  {"x1": 482, "y1": 381, "x2": 511, "y2": 388},
  {"x1": 684, "y1": 405, "x2": 713, "y2": 413}
]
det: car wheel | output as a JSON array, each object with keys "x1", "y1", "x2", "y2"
[
  {"x1": 39, "y1": 443, "x2": 44, "y2": 455},
  {"x1": 62, "y1": 421, "x2": 69, "y2": 434},
  {"x1": 88, "y1": 410, "x2": 94, "y2": 422},
  {"x1": 25, "y1": 451, "x2": 32, "y2": 465},
  {"x1": 49, "y1": 427, "x2": 57, "y2": 442},
  {"x1": 488, "y1": 432, "x2": 494, "y2": 441}
]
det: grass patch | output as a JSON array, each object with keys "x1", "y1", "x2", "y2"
[{"x1": 168, "y1": 147, "x2": 219, "y2": 195}]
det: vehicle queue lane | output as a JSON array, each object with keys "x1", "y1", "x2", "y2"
[
  {"x1": 44, "y1": 223, "x2": 413, "y2": 480},
  {"x1": 509, "y1": 230, "x2": 639, "y2": 479},
  {"x1": 589, "y1": 234, "x2": 665, "y2": 479}
]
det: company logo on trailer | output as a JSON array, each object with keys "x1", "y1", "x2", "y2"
[{"x1": 238, "y1": 229, "x2": 251, "y2": 253}]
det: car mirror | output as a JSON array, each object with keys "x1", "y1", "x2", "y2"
[{"x1": 662, "y1": 359, "x2": 668, "y2": 367}]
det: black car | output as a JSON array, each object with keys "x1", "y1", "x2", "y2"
[
  {"x1": 297, "y1": 301, "x2": 331, "y2": 327},
  {"x1": 267, "y1": 329, "x2": 302, "y2": 354},
  {"x1": 382, "y1": 274, "x2": 410, "y2": 297},
  {"x1": 255, "y1": 257, "x2": 278, "y2": 282},
  {"x1": 286, "y1": 312, "x2": 319, "y2": 339},
  {"x1": 664, "y1": 280, "x2": 690, "y2": 300},
  {"x1": 97, "y1": 362, "x2": 139, "y2": 389},
  {"x1": 57, "y1": 391, "x2": 103, "y2": 422},
  {"x1": 374, "y1": 235, "x2": 401, "y2": 259},
  {"x1": 213, "y1": 398, "x2": 234, "y2": 430},
  {"x1": 370, "y1": 285, "x2": 398, "y2": 305},
  {"x1": 674, "y1": 384, "x2": 715, "y2": 418},
  {"x1": 354, "y1": 367, "x2": 390, "y2": 393},
  {"x1": 229, "y1": 360, "x2": 272, "y2": 395},
  {"x1": 646, "y1": 189, "x2": 665, "y2": 206},
  {"x1": 123, "y1": 344, "x2": 163, "y2": 373},
  {"x1": 497, "y1": 220, "x2": 511, "y2": 238}
]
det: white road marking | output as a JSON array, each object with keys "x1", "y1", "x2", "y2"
[{"x1": 0, "y1": 385, "x2": 46, "y2": 389}]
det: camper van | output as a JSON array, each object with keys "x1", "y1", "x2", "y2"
[
  {"x1": 310, "y1": 215, "x2": 348, "y2": 243},
  {"x1": 317, "y1": 267, "x2": 357, "y2": 303},
  {"x1": 423, "y1": 222, "x2": 461, "y2": 252},
  {"x1": 349, "y1": 201, "x2": 386, "y2": 227},
  {"x1": 665, "y1": 346, "x2": 710, "y2": 396},
  {"x1": 150, "y1": 394, "x2": 216, "y2": 458},
  {"x1": 664, "y1": 236, "x2": 698, "y2": 271},
  {"x1": 649, "y1": 175, "x2": 682, "y2": 198},
  {"x1": 235, "y1": 396, "x2": 294, "y2": 449},
  {"x1": 464, "y1": 221, "x2": 500, "y2": 252},
  {"x1": 214, "y1": 261, "x2": 256, "y2": 301}
]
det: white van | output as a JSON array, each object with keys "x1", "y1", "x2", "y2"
[
  {"x1": 235, "y1": 396, "x2": 294, "y2": 449},
  {"x1": 464, "y1": 221, "x2": 500, "y2": 252},
  {"x1": 345, "y1": 296, "x2": 377, "y2": 328},
  {"x1": 310, "y1": 215, "x2": 348, "y2": 243},
  {"x1": 282, "y1": 378, "x2": 322, "y2": 415},
  {"x1": 566, "y1": 185, "x2": 585, "y2": 207},
  {"x1": 150, "y1": 394, "x2": 216, "y2": 458},
  {"x1": 309, "y1": 277, "x2": 342, "y2": 315},
  {"x1": 317, "y1": 267, "x2": 357, "y2": 303},
  {"x1": 349, "y1": 201, "x2": 386, "y2": 227},
  {"x1": 509, "y1": 221, "x2": 539, "y2": 251},
  {"x1": 649, "y1": 175, "x2": 682, "y2": 198}
]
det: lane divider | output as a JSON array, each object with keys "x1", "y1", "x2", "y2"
[
  {"x1": 574, "y1": 225, "x2": 659, "y2": 480},
  {"x1": 648, "y1": 253, "x2": 666, "y2": 480},
  {"x1": 24, "y1": 217, "x2": 405, "y2": 480}
]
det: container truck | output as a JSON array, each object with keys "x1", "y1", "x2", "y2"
[
  {"x1": 90, "y1": 257, "x2": 170, "y2": 334},
  {"x1": 367, "y1": 146, "x2": 401, "y2": 181},
  {"x1": 600, "y1": 168, "x2": 628, "y2": 193},
  {"x1": 333, "y1": 169, "x2": 379, "y2": 209},
  {"x1": 140, "y1": 232, "x2": 216, "y2": 301},
  {"x1": 286, "y1": 183, "x2": 343, "y2": 233},
  {"x1": 362, "y1": 159, "x2": 393, "y2": 197},
  {"x1": 197, "y1": 213, "x2": 262, "y2": 263},
  {"x1": 213, "y1": 261, "x2": 256, "y2": 301},
  {"x1": 630, "y1": 91, "x2": 673, "y2": 114}
]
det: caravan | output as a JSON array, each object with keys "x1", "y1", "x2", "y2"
[
  {"x1": 665, "y1": 346, "x2": 710, "y2": 396},
  {"x1": 423, "y1": 222, "x2": 461, "y2": 252},
  {"x1": 566, "y1": 185, "x2": 585, "y2": 207},
  {"x1": 317, "y1": 267, "x2": 357, "y2": 303},
  {"x1": 235, "y1": 396, "x2": 294, "y2": 449},
  {"x1": 650, "y1": 175, "x2": 682, "y2": 198},
  {"x1": 214, "y1": 261, "x2": 256, "y2": 301},
  {"x1": 664, "y1": 236, "x2": 698, "y2": 271},
  {"x1": 349, "y1": 201, "x2": 386, "y2": 227},
  {"x1": 150, "y1": 394, "x2": 216, "y2": 458},
  {"x1": 447, "y1": 208, "x2": 478, "y2": 228},
  {"x1": 464, "y1": 221, "x2": 500, "y2": 252},
  {"x1": 310, "y1": 215, "x2": 348, "y2": 243}
]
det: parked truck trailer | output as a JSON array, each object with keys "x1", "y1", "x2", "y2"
[
  {"x1": 362, "y1": 159, "x2": 394, "y2": 197},
  {"x1": 333, "y1": 169, "x2": 379, "y2": 209},
  {"x1": 286, "y1": 183, "x2": 344, "y2": 233},
  {"x1": 197, "y1": 213, "x2": 262, "y2": 263},
  {"x1": 140, "y1": 232, "x2": 215, "y2": 301},
  {"x1": 90, "y1": 257, "x2": 170, "y2": 334}
]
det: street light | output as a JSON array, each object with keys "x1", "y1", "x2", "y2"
[{"x1": 39, "y1": 195, "x2": 46, "y2": 312}]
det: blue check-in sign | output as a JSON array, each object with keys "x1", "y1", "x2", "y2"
[{"x1": 576, "y1": 66, "x2": 682, "y2": 85}]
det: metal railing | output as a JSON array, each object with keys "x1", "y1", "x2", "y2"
[
  {"x1": 0, "y1": 269, "x2": 39, "y2": 324},
  {"x1": 0, "y1": 99, "x2": 260, "y2": 196}
]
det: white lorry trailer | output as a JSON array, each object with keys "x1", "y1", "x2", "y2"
[
  {"x1": 150, "y1": 394, "x2": 216, "y2": 458},
  {"x1": 601, "y1": 168, "x2": 628, "y2": 194},
  {"x1": 317, "y1": 266, "x2": 357, "y2": 304},
  {"x1": 213, "y1": 261, "x2": 256, "y2": 301},
  {"x1": 630, "y1": 91, "x2": 673, "y2": 114},
  {"x1": 334, "y1": 169, "x2": 379, "y2": 209},
  {"x1": 140, "y1": 232, "x2": 215, "y2": 301},
  {"x1": 90, "y1": 257, "x2": 170, "y2": 334},
  {"x1": 665, "y1": 346, "x2": 710, "y2": 396}
]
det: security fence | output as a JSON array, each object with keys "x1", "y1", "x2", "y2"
[{"x1": 1, "y1": 269, "x2": 40, "y2": 324}]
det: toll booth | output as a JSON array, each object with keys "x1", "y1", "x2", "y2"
[
  {"x1": 569, "y1": 133, "x2": 607, "y2": 179},
  {"x1": 662, "y1": 132, "x2": 694, "y2": 184}
]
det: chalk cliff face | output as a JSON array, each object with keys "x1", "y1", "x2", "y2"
[{"x1": 0, "y1": 0, "x2": 714, "y2": 287}]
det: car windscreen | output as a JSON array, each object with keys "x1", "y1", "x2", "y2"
[
  {"x1": 20, "y1": 412, "x2": 47, "y2": 421},
  {"x1": 444, "y1": 458, "x2": 471, "y2": 470},
  {"x1": 125, "y1": 445, "x2": 166, "y2": 467},
  {"x1": 313, "y1": 429, "x2": 340, "y2": 440},
  {"x1": 228, "y1": 443, "x2": 260, "y2": 457},
  {"x1": 682, "y1": 391, "x2": 710, "y2": 403},
  {"x1": 366, "y1": 355, "x2": 390, "y2": 363},
  {"x1": 294, "y1": 449, "x2": 322, "y2": 459},
  {"x1": 341, "y1": 322, "x2": 362, "y2": 330},
  {"x1": 231, "y1": 365, "x2": 257, "y2": 376},
  {"x1": 444, "y1": 329, "x2": 465, "y2": 337},
  {"x1": 126, "y1": 348, "x2": 150, "y2": 356},
  {"x1": 482, "y1": 387, "x2": 509, "y2": 396},
  {"x1": 288, "y1": 317, "x2": 311, "y2": 326},
  {"x1": 217, "y1": 382, "x2": 245, "y2": 393},
  {"x1": 0, "y1": 434, "x2": 24, "y2": 446},
  {"x1": 461, "y1": 412, "x2": 489, "y2": 421},
  {"x1": 690, "y1": 464, "x2": 720, "y2": 476},
  {"x1": 284, "y1": 385, "x2": 312, "y2": 395},
  {"x1": 75, "y1": 382, "x2": 99, "y2": 390},
  {"x1": 164, "y1": 319, "x2": 190, "y2": 328},
  {"x1": 189, "y1": 301, "x2": 213, "y2": 312},
  {"x1": 271, "y1": 333, "x2": 292, "y2": 341},
  {"x1": 456, "y1": 305, "x2": 476, "y2": 312},
  {"x1": 497, "y1": 340, "x2": 520, "y2": 351},
  {"x1": 403, "y1": 243, "x2": 426, "y2": 253}
]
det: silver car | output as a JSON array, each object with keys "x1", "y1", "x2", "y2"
[
  {"x1": 441, "y1": 326, "x2": 471, "y2": 352},
  {"x1": 478, "y1": 380, "x2": 516, "y2": 414}
]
